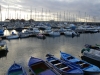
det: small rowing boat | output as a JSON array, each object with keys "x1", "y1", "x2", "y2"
[
  {"x1": 7, "y1": 62, "x2": 27, "y2": 75},
  {"x1": 46, "y1": 54, "x2": 83, "y2": 75},
  {"x1": 28, "y1": 56, "x2": 59, "y2": 75}
]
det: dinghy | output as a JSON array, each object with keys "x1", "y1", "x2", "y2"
[
  {"x1": 7, "y1": 62, "x2": 27, "y2": 75},
  {"x1": 28, "y1": 56, "x2": 59, "y2": 75}
]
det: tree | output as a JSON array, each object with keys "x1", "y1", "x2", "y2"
[
  {"x1": 29, "y1": 19, "x2": 34, "y2": 23},
  {"x1": 10, "y1": 19, "x2": 15, "y2": 22},
  {"x1": 20, "y1": 19, "x2": 25, "y2": 23}
]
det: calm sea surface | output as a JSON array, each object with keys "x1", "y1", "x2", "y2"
[{"x1": 0, "y1": 30, "x2": 100, "y2": 75}]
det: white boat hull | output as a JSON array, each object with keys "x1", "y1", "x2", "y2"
[
  {"x1": 49, "y1": 32, "x2": 60, "y2": 36},
  {"x1": 82, "y1": 49, "x2": 100, "y2": 62},
  {"x1": 6, "y1": 35, "x2": 19, "y2": 39}
]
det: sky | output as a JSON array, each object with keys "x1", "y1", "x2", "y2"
[{"x1": 0, "y1": 0, "x2": 100, "y2": 22}]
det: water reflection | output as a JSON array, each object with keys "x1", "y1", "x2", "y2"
[{"x1": 0, "y1": 30, "x2": 100, "y2": 75}]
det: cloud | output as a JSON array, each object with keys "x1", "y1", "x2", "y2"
[{"x1": 0, "y1": 0, "x2": 100, "y2": 21}]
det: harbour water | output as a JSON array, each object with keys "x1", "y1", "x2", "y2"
[{"x1": 0, "y1": 30, "x2": 100, "y2": 75}]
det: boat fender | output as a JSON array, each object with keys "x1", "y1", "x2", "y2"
[
  {"x1": 81, "y1": 49, "x2": 86, "y2": 53},
  {"x1": 81, "y1": 48, "x2": 90, "y2": 53}
]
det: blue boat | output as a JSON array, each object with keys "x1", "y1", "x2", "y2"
[
  {"x1": 46, "y1": 54, "x2": 83, "y2": 75},
  {"x1": 0, "y1": 29, "x2": 4, "y2": 35},
  {"x1": 28, "y1": 56, "x2": 59, "y2": 75},
  {"x1": 7, "y1": 62, "x2": 27, "y2": 75},
  {"x1": 60, "y1": 51, "x2": 100, "y2": 75}
]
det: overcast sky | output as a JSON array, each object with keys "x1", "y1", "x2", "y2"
[{"x1": 0, "y1": 0, "x2": 100, "y2": 21}]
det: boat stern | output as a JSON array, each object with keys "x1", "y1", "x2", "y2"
[{"x1": 84, "y1": 65, "x2": 100, "y2": 75}]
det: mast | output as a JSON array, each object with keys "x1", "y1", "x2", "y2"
[
  {"x1": 49, "y1": 10, "x2": 50, "y2": 21},
  {"x1": 41, "y1": 8, "x2": 43, "y2": 21},
  {"x1": 30, "y1": 7, "x2": 32, "y2": 20},
  {"x1": 57, "y1": 12, "x2": 58, "y2": 22},
  {"x1": 46, "y1": 9, "x2": 47, "y2": 21},
  {"x1": 15, "y1": 9, "x2": 16, "y2": 19},
  {"x1": 17, "y1": 11, "x2": 18, "y2": 19},
  {"x1": 60, "y1": 12, "x2": 61, "y2": 22},
  {"x1": 68, "y1": 12, "x2": 69, "y2": 23},
  {"x1": 66, "y1": 12, "x2": 67, "y2": 23},
  {"x1": 37, "y1": 12, "x2": 40, "y2": 21},
  {"x1": 85, "y1": 12, "x2": 87, "y2": 24},
  {"x1": 79, "y1": 11, "x2": 81, "y2": 24},
  {"x1": 0, "y1": 5, "x2": 2, "y2": 22},
  {"x1": 27, "y1": 14, "x2": 28, "y2": 20},
  {"x1": 35, "y1": 8, "x2": 36, "y2": 21},
  {"x1": 8, "y1": 5, "x2": 9, "y2": 19},
  {"x1": 73, "y1": 14, "x2": 74, "y2": 22},
  {"x1": 64, "y1": 11, "x2": 65, "y2": 22},
  {"x1": 53, "y1": 13, "x2": 55, "y2": 21},
  {"x1": 20, "y1": 9, "x2": 21, "y2": 20}
]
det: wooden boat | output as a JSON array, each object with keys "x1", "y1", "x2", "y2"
[
  {"x1": 81, "y1": 48, "x2": 100, "y2": 62},
  {"x1": 60, "y1": 51, "x2": 100, "y2": 75},
  {"x1": 46, "y1": 54, "x2": 83, "y2": 75},
  {"x1": 28, "y1": 56, "x2": 59, "y2": 75},
  {"x1": 7, "y1": 62, "x2": 27, "y2": 75}
]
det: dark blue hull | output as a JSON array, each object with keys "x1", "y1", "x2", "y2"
[
  {"x1": 7, "y1": 62, "x2": 27, "y2": 75},
  {"x1": 28, "y1": 56, "x2": 58, "y2": 75}
]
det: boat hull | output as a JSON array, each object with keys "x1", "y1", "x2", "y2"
[
  {"x1": 7, "y1": 63, "x2": 27, "y2": 75},
  {"x1": 36, "y1": 34, "x2": 46, "y2": 39},
  {"x1": 28, "y1": 57, "x2": 58, "y2": 75},
  {"x1": 6, "y1": 35, "x2": 19, "y2": 39},
  {"x1": 84, "y1": 71, "x2": 100, "y2": 75},
  {"x1": 81, "y1": 56, "x2": 100, "y2": 68},
  {"x1": 60, "y1": 51, "x2": 100, "y2": 75},
  {"x1": 46, "y1": 54, "x2": 83, "y2": 75},
  {"x1": 82, "y1": 50, "x2": 100, "y2": 62}
]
